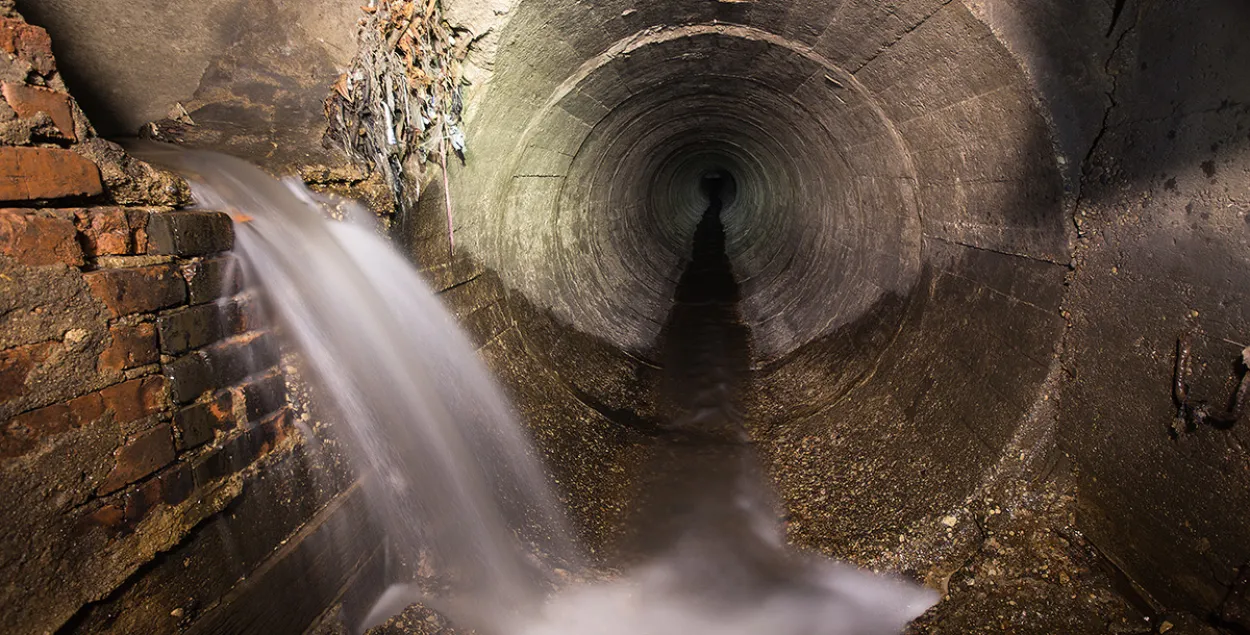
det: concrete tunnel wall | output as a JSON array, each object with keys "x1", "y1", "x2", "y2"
[
  {"x1": 8, "y1": 0, "x2": 1250, "y2": 630},
  {"x1": 451, "y1": 0, "x2": 1069, "y2": 564},
  {"x1": 439, "y1": 0, "x2": 1250, "y2": 619}
]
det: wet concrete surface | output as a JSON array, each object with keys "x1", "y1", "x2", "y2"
[{"x1": 611, "y1": 171, "x2": 776, "y2": 577}]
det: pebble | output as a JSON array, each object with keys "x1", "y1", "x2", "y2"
[{"x1": 63, "y1": 328, "x2": 89, "y2": 348}]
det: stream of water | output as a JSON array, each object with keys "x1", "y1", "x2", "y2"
[{"x1": 133, "y1": 145, "x2": 936, "y2": 635}]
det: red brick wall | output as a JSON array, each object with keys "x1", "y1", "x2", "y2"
[{"x1": 0, "y1": 9, "x2": 302, "y2": 633}]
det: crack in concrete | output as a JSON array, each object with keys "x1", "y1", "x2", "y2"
[
  {"x1": 1071, "y1": 1, "x2": 1138, "y2": 222},
  {"x1": 847, "y1": 0, "x2": 957, "y2": 75},
  {"x1": 434, "y1": 271, "x2": 483, "y2": 294},
  {"x1": 926, "y1": 233, "x2": 1070, "y2": 268}
]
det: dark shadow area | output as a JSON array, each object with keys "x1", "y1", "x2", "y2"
[
  {"x1": 616, "y1": 168, "x2": 765, "y2": 567},
  {"x1": 653, "y1": 169, "x2": 751, "y2": 439}
]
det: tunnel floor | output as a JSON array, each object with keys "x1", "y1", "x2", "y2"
[{"x1": 360, "y1": 479, "x2": 1157, "y2": 635}]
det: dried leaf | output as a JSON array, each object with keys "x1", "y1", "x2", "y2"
[
  {"x1": 407, "y1": 68, "x2": 434, "y2": 87},
  {"x1": 333, "y1": 73, "x2": 353, "y2": 101}
]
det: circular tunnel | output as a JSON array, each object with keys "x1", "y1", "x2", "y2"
[{"x1": 452, "y1": 0, "x2": 1069, "y2": 564}]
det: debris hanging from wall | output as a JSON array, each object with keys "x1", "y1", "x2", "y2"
[{"x1": 324, "y1": 0, "x2": 469, "y2": 229}]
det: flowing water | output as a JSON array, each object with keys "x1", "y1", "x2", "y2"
[{"x1": 133, "y1": 145, "x2": 937, "y2": 635}]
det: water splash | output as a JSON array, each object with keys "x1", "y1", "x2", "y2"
[{"x1": 133, "y1": 144, "x2": 936, "y2": 635}]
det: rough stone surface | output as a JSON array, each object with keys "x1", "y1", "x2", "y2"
[
  {"x1": 0, "y1": 146, "x2": 101, "y2": 201},
  {"x1": 0, "y1": 208, "x2": 82, "y2": 265},
  {"x1": 0, "y1": 16, "x2": 53, "y2": 75},
  {"x1": 97, "y1": 423, "x2": 175, "y2": 494},
  {"x1": 74, "y1": 138, "x2": 192, "y2": 206},
  {"x1": 146, "y1": 210, "x2": 233, "y2": 257},
  {"x1": 0, "y1": 81, "x2": 74, "y2": 140},
  {"x1": 84, "y1": 263, "x2": 187, "y2": 317}
]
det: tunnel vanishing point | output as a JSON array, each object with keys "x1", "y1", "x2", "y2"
[{"x1": 2, "y1": 0, "x2": 1250, "y2": 633}]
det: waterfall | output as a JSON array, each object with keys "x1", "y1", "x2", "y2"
[{"x1": 133, "y1": 144, "x2": 935, "y2": 635}]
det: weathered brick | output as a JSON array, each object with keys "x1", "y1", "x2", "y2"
[
  {"x1": 0, "y1": 209, "x2": 83, "y2": 266},
  {"x1": 98, "y1": 322, "x2": 158, "y2": 372},
  {"x1": 66, "y1": 390, "x2": 106, "y2": 426},
  {"x1": 127, "y1": 209, "x2": 150, "y2": 252},
  {"x1": 84, "y1": 504, "x2": 125, "y2": 531},
  {"x1": 240, "y1": 371, "x2": 286, "y2": 421},
  {"x1": 83, "y1": 464, "x2": 190, "y2": 536},
  {"x1": 225, "y1": 294, "x2": 263, "y2": 333},
  {"x1": 123, "y1": 484, "x2": 156, "y2": 525},
  {"x1": 173, "y1": 391, "x2": 234, "y2": 450},
  {"x1": 0, "y1": 18, "x2": 54, "y2": 76},
  {"x1": 0, "y1": 377, "x2": 164, "y2": 459},
  {"x1": 97, "y1": 376, "x2": 166, "y2": 424},
  {"x1": 250, "y1": 407, "x2": 293, "y2": 454},
  {"x1": 85, "y1": 462, "x2": 192, "y2": 534},
  {"x1": 1, "y1": 403, "x2": 70, "y2": 457},
  {"x1": 1, "y1": 82, "x2": 75, "y2": 141},
  {"x1": 202, "y1": 407, "x2": 290, "y2": 480},
  {"x1": 0, "y1": 340, "x2": 57, "y2": 402},
  {"x1": 147, "y1": 211, "x2": 233, "y2": 257},
  {"x1": 182, "y1": 255, "x2": 243, "y2": 305},
  {"x1": 164, "y1": 332, "x2": 280, "y2": 404},
  {"x1": 73, "y1": 207, "x2": 136, "y2": 256},
  {"x1": 157, "y1": 462, "x2": 193, "y2": 505},
  {"x1": 84, "y1": 264, "x2": 187, "y2": 317},
  {"x1": 192, "y1": 436, "x2": 245, "y2": 488},
  {"x1": 157, "y1": 303, "x2": 225, "y2": 356},
  {"x1": 190, "y1": 408, "x2": 291, "y2": 487},
  {"x1": 0, "y1": 147, "x2": 102, "y2": 202},
  {"x1": 98, "y1": 423, "x2": 175, "y2": 495}
]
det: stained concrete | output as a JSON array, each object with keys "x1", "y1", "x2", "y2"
[{"x1": 18, "y1": 0, "x2": 360, "y2": 172}]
